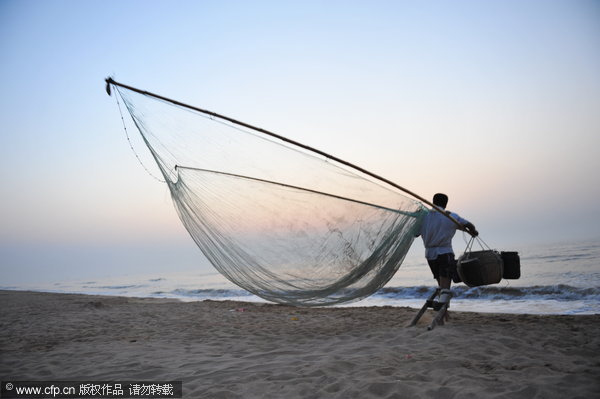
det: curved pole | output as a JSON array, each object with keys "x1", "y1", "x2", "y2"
[{"x1": 105, "y1": 77, "x2": 468, "y2": 232}]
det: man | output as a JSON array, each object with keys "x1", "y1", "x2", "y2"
[{"x1": 419, "y1": 193, "x2": 478, "y2": 308}]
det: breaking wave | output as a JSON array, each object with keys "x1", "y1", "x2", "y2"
[{"x1": 149, "y1": 284, "x2": 599, "y2": 302}]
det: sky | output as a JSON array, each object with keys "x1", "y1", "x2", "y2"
[{"x1": 1, "y1": 0, "x2": 599, "y2": 285}]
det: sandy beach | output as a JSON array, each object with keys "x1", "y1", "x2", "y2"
[{"x1": 1, "y1": 290, "x2": 598, "y2": 398}]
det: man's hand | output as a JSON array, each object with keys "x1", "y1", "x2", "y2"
[{"x1": 463, "y1": 223, "x2": 479, "y2": 237}]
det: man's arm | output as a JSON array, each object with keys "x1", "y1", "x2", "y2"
[{"x1": 451, "y1": 212, "x2": 479, "y2": 237}]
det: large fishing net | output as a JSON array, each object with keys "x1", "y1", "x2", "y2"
[{"x1": 108, "y1": 79, "x2": 426, "y2": 306}]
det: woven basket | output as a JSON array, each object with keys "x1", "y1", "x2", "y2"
[{"x1": 457, "y1": 250, "x2": 504, "y2": 287}]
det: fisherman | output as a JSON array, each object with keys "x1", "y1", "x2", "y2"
[{"x1": 418, "y1": 193, "x2": 478, "y2": 311}]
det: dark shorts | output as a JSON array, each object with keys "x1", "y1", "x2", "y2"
[{"x1": 427, "y1": 253, "x2": 458, "y2": 281}]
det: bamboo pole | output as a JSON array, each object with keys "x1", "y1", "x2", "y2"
[{"x1": 105, "y1": 77, "x2": 468, "y2": 231}]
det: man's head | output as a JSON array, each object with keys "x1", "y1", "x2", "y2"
[{"x1": 433, "y1": 193, "x2": 448, "y2": 209}]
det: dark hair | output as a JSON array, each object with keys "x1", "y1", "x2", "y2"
[{"x1": 433, "y1": 193, "x2": 448, "y2": 208}]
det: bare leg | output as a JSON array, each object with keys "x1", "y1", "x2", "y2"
[{"x1": 439, "y1": 276, "x2": 451, "y2": 290}]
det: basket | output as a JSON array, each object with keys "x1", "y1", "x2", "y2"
[
  {"x1": 457, "y1": 249, "x2": 504, "y2": 287},
  {"x1": 501, "y1": 251, "x2": 521, "y2": 279}
]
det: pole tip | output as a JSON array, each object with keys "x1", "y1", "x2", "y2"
[{"x1": 105, "y1": 77, "x2": 114, "y2": 96}]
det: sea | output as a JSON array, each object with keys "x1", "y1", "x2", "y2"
[{"x1": 3, "y1": 239, "x2": 599, "y2": 315}]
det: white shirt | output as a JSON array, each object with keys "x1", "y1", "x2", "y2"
[{"x1": 420, "y1": 208, "x2": 469, "y2": 260}]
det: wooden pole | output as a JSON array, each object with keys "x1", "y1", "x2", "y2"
[{"x1": 105, "y1": 77, "x2": 468, "y2": 231}]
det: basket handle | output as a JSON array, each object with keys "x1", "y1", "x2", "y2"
[{"x1": 462, "y1": 235, "x2": 493, "y2": 256}]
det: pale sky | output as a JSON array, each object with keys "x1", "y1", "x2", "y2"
[{"x1": 1, "y1": 0, "x2": 599, "y2": 284}]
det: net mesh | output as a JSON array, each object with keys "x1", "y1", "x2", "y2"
[{"x1": 113, "y1": 84, "x2": 426, "y2": 306}]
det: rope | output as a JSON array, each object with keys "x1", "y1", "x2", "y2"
[
  {"x1": 113, "y1": 87, "x2": 165, "y2": 183},
  {"x1": 462, "y1": 234, "x2": 493, "y2": 255}
]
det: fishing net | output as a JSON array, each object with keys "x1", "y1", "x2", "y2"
[{"x1": 109, "y1": 80, "x2": 426, "y2": 306}]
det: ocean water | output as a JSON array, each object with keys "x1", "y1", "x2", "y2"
[{"x1": 3, "y1": 239, "x2": 599, "y2": 315}]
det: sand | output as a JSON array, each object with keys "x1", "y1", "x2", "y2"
[{"x1": 1, "y1": 290, "x2": 599, "y2": 398}]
